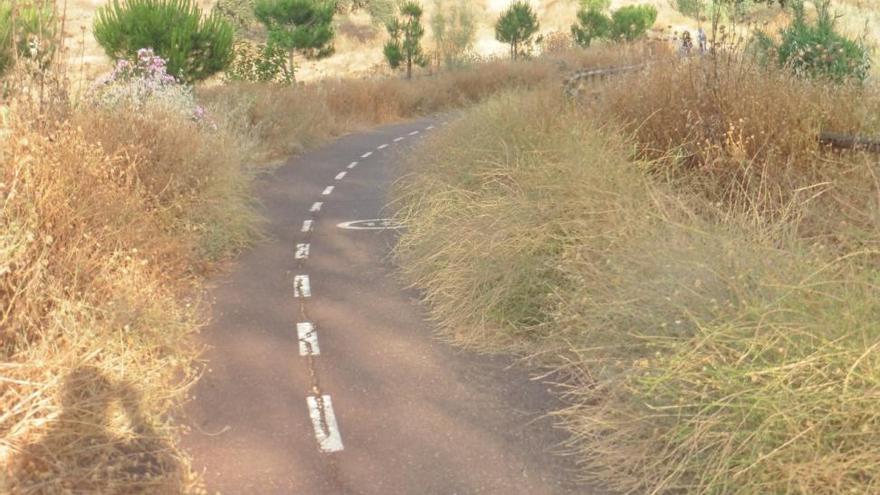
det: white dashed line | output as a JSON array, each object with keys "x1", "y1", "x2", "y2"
[
  {"x1": 361, "y1": 151, "x2": 373, "y2": 158},
  {"x1": 296, "y1": 322, "x2": 320, "y2": 356},
  {"x1": 335, "y1": 171, "x2": 346, "y2": 180},
  {"x1": 408, "y1": 131, "x2": 420, "y2": 136},
  {"x1": 322, "y1": 186, "x2": 335, "y2": 196},
  {"x1": 377, "y1": 144, "x2": 388, "y2": 150},
  {"x1": 347, "y1": 161, "x2": 358, "y2": 169},
  {"x1": 394, "y1": 137, "x2": 405, "y2": 142},
  {"x1": 307, "y1": 395, "x2": 344, "y2": 453},
  {"x1": 301, "y1": 220, "x2": 313, "y2": 232},
  {"x1": 295, "y1": 243, "x2": 310, "y2": 260},
  {"x1": 294, "y1": 275, "x2": 311, "y2": 297},
  {"x1": 310, "y1": 202, "x2": 323, "y2": 212},
  {"x1": 426, "y1": 125, "x2": 435, "y2": 130}
]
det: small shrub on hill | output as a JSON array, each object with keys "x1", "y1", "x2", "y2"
[
  {"x1": 571, "y1": 8, "x2": 611, "y2": 47},
  {"x1": 94, "y1": 0, "x2": 234, "y2": 82},
  {"x1": 572, "y1": 3, "x2": 656, "y2": 47},
  {"x1": 609, "y1": 5, "x2": 657, "y2": 41},
  {"x1": 754, "y1": 0, "x2": 870, "y2": 82},
  {"x1": 225, "y1": 41, "x2": 293, "y2": 83}
]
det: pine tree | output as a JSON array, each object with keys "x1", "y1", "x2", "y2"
[
  {"x1": 383, "y1": 1, "x2": 426, "y2": 79},
  {"x1": 254, "y1": 0, "x2": 336, "y2": 78},
  {"x1": 494, "y1": 1, "x2": 539, "y2": 60}
]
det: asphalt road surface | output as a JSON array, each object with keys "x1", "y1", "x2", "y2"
[{"x1": 183, "y1": 118, "x2": 593, "y2": 495}]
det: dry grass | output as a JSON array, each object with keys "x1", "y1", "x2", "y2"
[
  {"x1": 596, "y1": 55, "x2": 880, "y2": 250},
  {"x1": 200, "y1": 44, "x2": 656, "y2": 162},
  {"x1": 0, "y1": 69, "x2": 257, "y2": 491},
  {"x1": 0, "y1": 42, "x2": 655, "y2": 492},
  {"x1": 393, "y1": 59, "x2": 880, "y2": 493}
]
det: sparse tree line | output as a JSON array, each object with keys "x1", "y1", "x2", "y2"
[{"x1": 0, "y1": 0, "x2": 871, "y2": 85}]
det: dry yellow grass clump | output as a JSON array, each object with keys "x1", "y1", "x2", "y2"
[
  {"x1": 0, "y1": 78, "x2": 256, "y2": 491},
  {"x1": 393, "y1": 57, "x2": 880, "y2": 493}
]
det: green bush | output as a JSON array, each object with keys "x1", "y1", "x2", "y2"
[
  {"x1": 609, "y1": 5, "x2": 657, "y2": 41},
  {"x1": 763, "y1": 0, "x2": 871, "y2": 82},
  {"x1": 571, "y1": 3, "x2": 655, "y2": 47},
  {"x1": 571, "y1": 8, "x2": 611, "y2": 47},
  {"x1": 94, "y1": 0, "x2": 234, "y2": 83},
  {"x1": 225, "y1": 41, "x2": 293, "y2": 83},
  {"x1": 0, "y1": 1, "x2": 57, "y2": 75}
]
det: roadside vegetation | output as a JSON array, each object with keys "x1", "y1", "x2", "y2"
[
  {"x1": 4, "y1": 0, "x2": 877, "y2": 492},
  {"x1": 393, "y1": 5, "x2": 880, "y2": 494},
  {"x1": 1, "y1": 0, "x2": 649, "y2": 492}
]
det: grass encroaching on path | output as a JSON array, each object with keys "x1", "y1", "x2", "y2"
[
  {"x1": 0, "y1": 47, "x2": 646, "y2": 493},
  {"x1": 200, "y1": 46, "x2": 650, "y2": 163},
  {"x1": 393, "y1": 57, "x2": 880, "y2": 494}
]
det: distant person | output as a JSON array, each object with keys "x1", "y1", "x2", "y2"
[
  {"x1": 680, "y1": 31, "x2": 693, "y2": 56},
  {"x1": 697, "y1": 27, "x2": 708, "y2": 54}
]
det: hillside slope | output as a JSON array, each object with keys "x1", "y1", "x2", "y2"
[{"x1": 63, "y1": 0, "x2": 878, "y2": 84}]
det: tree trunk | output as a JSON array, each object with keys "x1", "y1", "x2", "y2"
[{"x1": 406, "y1": 54, "x2": 412, "y2": 80}]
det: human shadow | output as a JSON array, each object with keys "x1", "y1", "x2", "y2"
[{"x1": 9, "y1": 366, "x2": 188, "y2": 494}]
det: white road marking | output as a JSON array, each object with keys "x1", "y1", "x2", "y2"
[
  {"x1": 337, "y1": 218, "x2": 403, "y2": 230},
  {"x1": 361, "y1": 151, "x2": 373, "y2": 158},
  {"x1": 347, "y1": 161, "x2": 358, "y2": 169},
  {"x1": 426, "y1": 125, "x2": 435, "y2": 130},
  {"x1": 408, "y1": 131, "x2": 420, "y2": 136},
  {"x1": 296, "y1": 322, "x2": 320, "y2": 356},
  {"x1": 301, "y1": 220, "x2": 313, "y2": 232},
  {"x1": 335, "y1": 171, "x2": 346, "y2": 180},
  {"x1": 307, "y1": 395, "x2": 344, "y2": 453},
  {"x1": 295, "y1": 243, "x2": 310, "y2": 260},
  {"x1": 294, "y1": 275, "x2": 311, "y2": 297},
  {"x1": 377, "y1": 144, "x2": 389, "y2": 150},
  {"x1": 310, "y1": 202, "x2": 323, "y2": 212},
  {"x1": 393, "y1": 137, "x2": 405, "y2": 142},
  {"x1": 322, "y1": 186, "x2": 334, "y2": 196}
]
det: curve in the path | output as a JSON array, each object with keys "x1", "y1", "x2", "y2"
[{"x1": 183, "y1": 118, "x2": 599, "y2": 495}]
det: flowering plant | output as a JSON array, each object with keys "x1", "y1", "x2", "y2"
[{"x1": 90, "y1": 49, "x2": 215, "y2": 128}]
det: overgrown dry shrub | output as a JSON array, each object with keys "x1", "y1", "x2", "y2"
[
  {"x1": 0, "y1": 123, "x2": 203, "y2": 492},
  {"x1": 394, "y1": 85, "x2": 880, "y2": 494},
  {"x1": 597, "y1": 55, "x2": 880, "y2": 213},
  {"x1": 1, "y1": 73, "x2": 256, "y2": 490}
]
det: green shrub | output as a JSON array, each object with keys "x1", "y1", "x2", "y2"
[
  {"x1": 571, "y1": 3, "x2": 655, "y2": 47},
  {"x1": 94, "y1": 0, "x2": 234, "y2": 83},
  {"x1": 0, "y1": 1, "x2": 57, "y2": 75},
  {"x1": 760, "y1": 0, "x2": 871, "y2": 82},
  {"x1": 225, "y1": 41, "x2": 293, "y2": 83},
  {"x1": 609, "y1": 5, "x2": 657, "y2": 41},
  {"x1": 571, "y1": 8, "x2": 611, "y2": 47}
]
